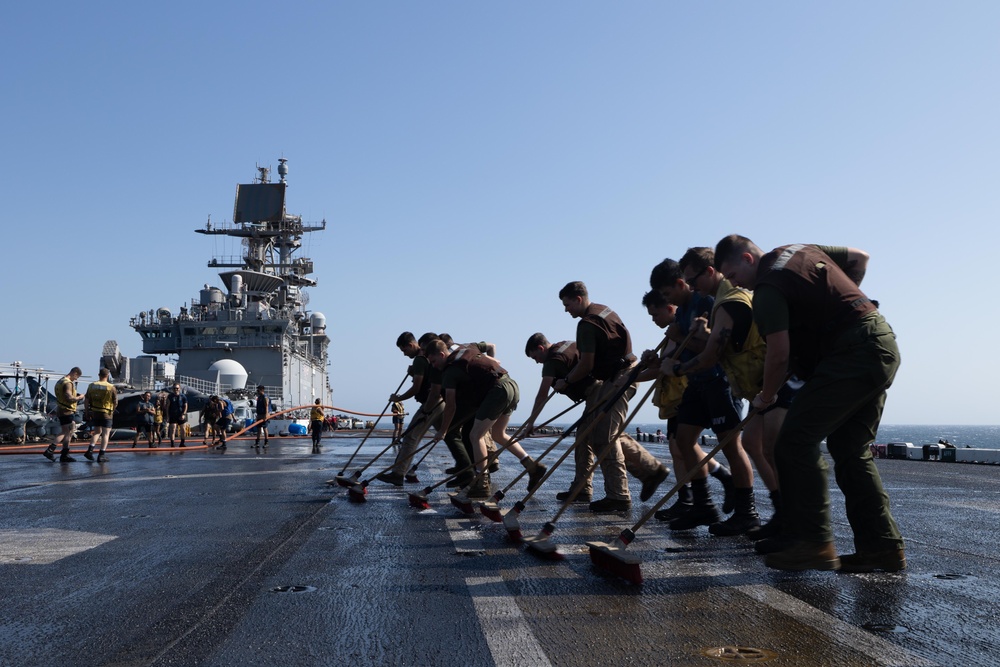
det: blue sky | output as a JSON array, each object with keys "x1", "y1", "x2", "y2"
[{"x1": 3, "y1": 2, "x2": 998, "y2": 426}]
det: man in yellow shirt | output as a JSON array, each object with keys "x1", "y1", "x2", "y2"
[{"x1": 84, "y1": 368, "x2": 118, "y2": 463}]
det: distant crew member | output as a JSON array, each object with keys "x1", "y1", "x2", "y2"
[
  {"x1": 254, "y1": 385, "x2": 270, "y2": 447},
  {"x1": 215, "y1": 395, "x2": 235, "y2": 450},
  {"x1": 84, "y1": 367, "x2": 118, "y2": 463},
  {"x1": 310, "y1": 399, "x2": 325, "y2": 453},
  {"x1": 133, "y1": 391, "x2": 156, "y2": 448},
  {"x1": 166, "y1": 383, "x2": 188, "y2": 447},
  {"x1": 44, "y1": 367, "x2": 85, "y2": 462},
  {"x1": 391, "y1": 400, "x2": 405, "y2": 442}
]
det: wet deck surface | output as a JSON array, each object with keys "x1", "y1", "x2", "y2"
[{"x1": 1, "y1": 434, "x2": 997, "y2": 666}]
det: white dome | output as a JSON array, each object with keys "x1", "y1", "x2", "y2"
[{"x1": 209, "y1": 359, "x2": 249, "y2": 390}]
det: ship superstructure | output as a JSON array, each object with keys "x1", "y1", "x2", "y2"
[{"x1": 109, "y1": 159, "x2": 331, "y2": 409}]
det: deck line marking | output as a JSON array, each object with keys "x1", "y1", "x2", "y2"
[
  {"x1": 441, "y1": 509, "x2": 552, "y2": 666},
  {"x1": 465, "y1": 576, "x2": 553, "y2": 667},
  {"x1": 736, "y1": 584, "x2": 938, "y2": 667}
]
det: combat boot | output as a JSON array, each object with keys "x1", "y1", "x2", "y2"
[
  {"x1": 764, "y1": 541, "x2": 840, "y2": 571},
  {"x1": 709, "y1": 488, "x2": 760, "y2": 536},
  {"x1": 466, "y1": 472, "x2": 491, "y2": 499},
  {"x1": 839, "y1": 548, "x2": 906, "y2": 573},
  {"x1": 520, "y1": 456, "x2": 548, "y2": 492},
  {"x1": 669, "y1": 477, "x2": 720, "y2": 530}
]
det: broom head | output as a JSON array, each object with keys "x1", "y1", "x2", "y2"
[
  {"x1": 479, "y1": 501, "x2": 503, "y2": 522},
  {"x1": 407, "y1": 490, "x2": 431, "y2": 510},
  {"x1": 449, "y1": 491, "x2": 475, "y2": 515},
  {"x1": 587, "y1": 536, "x2": 642, "y2": 584},
  {"x1": 347, "y1": 483, "x2": 368, "y2": 503}
]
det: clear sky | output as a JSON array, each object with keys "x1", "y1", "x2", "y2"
[{"x1": 4, "y1": 2, "x2": 998, "y2": 426}]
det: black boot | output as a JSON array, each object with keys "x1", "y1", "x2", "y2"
[
  {"x1": 709, "y1": 488, "x2": 760, "y2": 536},
  {"x1": 710, "y1": 463, "x2": 735, "y2": 513},
  {"x1": 746, "y1": 490, "x2": 781, "y2": 541},
  {"x1": 669, "y1": 477, "x2": 720, "y2": 530}
]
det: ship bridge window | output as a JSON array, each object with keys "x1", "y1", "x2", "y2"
[
  {"x1": 184, "y1": 328, "x2": 196, "y2": 336},
  {"x1": 222, "y1": 327, "x2": 238, "y2": 335},
  {"x1": 203, "y1": 327, "x2": 218, "y2": 335}
]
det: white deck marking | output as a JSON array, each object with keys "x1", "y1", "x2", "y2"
[
  {"x1": 441, "y1": 502, "x2": 552, "y2": 666},
  {"x1": 736, "y1": 584, "x2": 938, "y2": 667},
  {"x1": 465, "y1": 577, "x2": 553, "y2": 667},
  {"x1": 0, "y1": 528, "x2": 117, "y2": 565}
]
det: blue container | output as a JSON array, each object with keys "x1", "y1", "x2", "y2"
[{"x1": 288, "y1": 423, "x2": 307, "y2": 435}]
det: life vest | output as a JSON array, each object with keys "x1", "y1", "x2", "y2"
[
  {"x1": 546, "y1": 341, "x2": 595, "y2": 401},
  {"x1": 310, "y1": 405, "x2": 324, "y2": 421},
  {"x1": 756, "y1": 244, "x2": 876, "y2": 378},
  {"x1": 580, "y1": 303, "x2": 633, "y2": 381},
  {"x1": 86, "y1": 381, "x2": 117, "y2": 415},
  {"x1": 711, "y1": 279, "x2": 766, "y2": 400},
  {"x1": 652, "y1": 374, "x2": 687, "y2": 419},
  {"x1": 446, "y1": 346, "x2": 507, "y2": 406},
  {"x1": 409, "y1": 355, "x2": 432, "y2": 404},
  {"x1": 55, "y1": 376, "x2": 77, "y2": 414}
]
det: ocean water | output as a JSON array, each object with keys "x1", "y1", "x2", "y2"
[{"x1": 616, "y1": 424, "x2": 1000, "y2": 450}]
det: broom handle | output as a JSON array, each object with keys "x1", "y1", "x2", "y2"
[
  {"x1": 354, "y1": 413, "x2": 427, "y2": 476},
  {"x1": 338, "y1": 372, "x2": 409, "y2": 474},
  {"x1": 543, "y1": 330, "x2": 689, "y2": 522},
  {"x1": 495, "y1": 398, "x2": 586, "y2": 496}
]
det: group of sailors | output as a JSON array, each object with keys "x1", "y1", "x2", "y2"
[{"x1": 376, "y1": 235, "x2": 906, "y2": 574}]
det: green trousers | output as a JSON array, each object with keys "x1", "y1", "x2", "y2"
[{"x1": 775, "y1": 312, "x2": 904, "y2": 552}]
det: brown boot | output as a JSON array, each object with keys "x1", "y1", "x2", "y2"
[
  {"x1": 467, "y1": 472, "x2": 491, "y2": 499},
  {"x1": 764, "y1": 540, "x2": 840, "y2": 572},
  {"x1": 839, "y1": 548, "x2": 906, "y2": 573},
  {"x1": 520, "y1": 457, "x2": 548, "y2": 492}
]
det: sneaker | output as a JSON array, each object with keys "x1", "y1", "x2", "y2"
[
  {"x1": 654, "y1": 498, "x2": 692, "y2": 522},
  {"x1": 556, "y1": 490, "x2": 591, "y2": 503},
  {"x1": 97, "y1": 452, "x2": 108, "y2": 463},
  {"x1": 42, "y1": 447, "x2": 56, "y2": 462},
  {"x1": 59, "y1": 453, "x2": 77, "y2": 462},
  {"x1": 669, "y1": 504, "x2": 722, "y2": 531},
  {"x1": 640, "y1": 465, "x2": 670, "y2": 502},
  {"x1": 708, "y1": 512, "x2": 760, "y2": 537},
  {"x1": 754, "y1": 535, "x2": 794, "y2": 555},
  {"x1": 838, "y1": 548, "x2": 906, "y2": 573},
  {"x1": 375, "y1": 472, "x2": 405, "y2": 487},
  {"x1": 84, "y1": 449, "x2": 95, "y2": 461},
  {"x1": 589, "y1": 497, "x2": 631, "y2": 513},
  {"x1": 527, "y1": 462, "x2": 548, "y2": 493},
  {"x1": 765, "y1": 540, "x2": 840, "y2": 572}
]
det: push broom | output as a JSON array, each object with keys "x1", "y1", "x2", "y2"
[
  {"x1": 521, "y1": 332, "x2": 691, "y2": 558},
  {"x1": 330, "y1": 373, "x2": 408, "y2": 488},
  {"x1": 586, "y1": 406, "x2": 762, "y2": 584}
]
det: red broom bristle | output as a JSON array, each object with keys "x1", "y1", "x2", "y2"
[
  {"x1": 407, "y1": 493, "x2": 430, "y2": 509},
  {"x1": 586, "y1": 541, "x2": 643, "y2": 584},
  {"x1": 449, "y1": 493, "x2": 475, "y2": 515},
  {"x1": 479, "y1": 502, "x2": 502, "y2": 522}
]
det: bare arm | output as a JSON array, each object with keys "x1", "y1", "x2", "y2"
[
  {"x1": 843, "y1": 248, "x2": 870, "y2": 286},
  {"x1": 524, "y1": 376, "x2": 555, "y2": 433},
  {"x1": 753, "y1": 330, "x2": 790, "y2": 409},
  {"x1": 565, "y1": 352, "x2": 594, "y2": 385},
  {"x1": 437, "y1": 388, "x2": 457, "y2": 437}
]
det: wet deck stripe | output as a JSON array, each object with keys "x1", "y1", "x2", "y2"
[
  {"x1": 440, "y1": 500, "x2": 553, "y2": 666},
  {"x1": 465, "y1": 576, "x2": 554, "y2": 667},
  {"x1": 736, "y1": 585, "x2": 938, "y2": 667}
]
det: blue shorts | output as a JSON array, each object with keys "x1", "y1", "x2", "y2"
[
  {"x1": 676, "y1": 376, "x2": 744, "y2": 434},
  {"x1": 90, "y1": 414, "x2": 113, "y2": 429}
]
